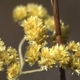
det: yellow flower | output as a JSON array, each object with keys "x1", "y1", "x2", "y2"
[
  {"x1": 7, "y1": 47, "x2": 19, "y2": 62},
  {"x1": 68, "y1": 41, "x2": 80, "y2": 51},
  {"x1": 26, "y1": 3, "x2": 47, "y2": 18},
  {"x1": 0, "y1": 39, "x2": 6, "y2": 51},
  {"x1": 7, "y1": 63, "x2": 20, "y2": 80},
  {"x1": 38, "y1": 47, "x2": 56, "y2": 69},
  {"x1": 21, "y1": 16, "x2": 48, "y2": 43},
  {"x1": 44, "y1": 16, "x2": 55, "y2": 31},
  {"x1": 69, "y1": 55, "x2": 80, "y2": 74},
  {"x1": 0, "y1": 39, "x2": 10, "y2": 65},
  {"x1": 25, "y1": 42, "x2": 41, "y2": 66},
  {"x1": 74, "y1": 51, "x2": 80, "y2": 57},
  {"x1": 13, "y1": 5, "x2": 27, "y2": 21},
  {"x1": 0, "y1": 51, "x2": 10, "y2": 65},
  {"x1": 52, "y1": 44, "x2": 70, "y2": 68}
]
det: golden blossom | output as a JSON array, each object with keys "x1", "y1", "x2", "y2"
[
  {"x1": 38, "y1": 47, "x2": 56, "y2": 69},
  {"x1": 25, "y1": 42, "x2": 41, "y2": 66},
  {"x1": 69, "y1": 55, "x2": 80, "y2": 74},
  {"x1": 26, "y1": 3, "x2": 47, "y2": 18},
  {"x1": 51, "y1": 44, "x2": 70, "y2": 68},
  {"x1": 68, "y1": 41, "x2": 80, "y2": 51},
  {"x1": 7, "y1": 63, "x2": 20, "y2": 80},
  {"x1": 13, "y1": 5, "x2": 27, "y2": 21},
  {"x1": 0, "y1": 38, "x2": 6, "y2": 51},
  {"x1": 21, "y1": 16, "x2": 48, "y2": 43},
  {"x1": 7, "y1": 47, "x2": 19, "y2": 62},
  {"x1": 44, "y1": 16, "x2": 55, "y2": 31}
]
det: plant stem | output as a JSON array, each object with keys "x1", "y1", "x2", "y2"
[
  {"x1": 18, "y1": 37, "x2": 26, "y2": 70},
  {"x1": 18, "y1": 37, "x2": 44, "y2": 75},
  {"x1": 51, "y1": 0, "x2": 66, "y2": 80},
  {"x1": 22, "y1": 68, "x2": 44, "y2": 74}
]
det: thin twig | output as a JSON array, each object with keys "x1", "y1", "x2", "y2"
[
  {"x1": 18, "y1": 37, "x2": 44, "y2": 75},
  {"x1": 18, "y1": 37, "x2": 26, "y2": 70},
  {"x1": 22, "y1": 68, "x2": 44, "y2": 74},
  {"x1": 51, "y1": 0, "x2": 66, "y2": 80}
]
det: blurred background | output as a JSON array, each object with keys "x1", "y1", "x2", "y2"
[{"x1": 0, "y1": 0, "x2": 80, "y2": 80}]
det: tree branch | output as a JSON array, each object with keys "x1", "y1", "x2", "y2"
[{"x1": 51, "y1": 0, "x2": 66, "y2": 80}]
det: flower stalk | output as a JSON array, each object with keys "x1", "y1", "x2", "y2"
[
  {"x1": 18, "y1": 37, "x2": 26, "y2": 70},
  {"x1": 22, "y1": 68, "x2": 43, "y2": 74},
  {"x1": 18, "y1": 37, "x2": 45, "y2": 75},
  {"x1": 51, "y1": 0, "x2": 66, "y2": 80}
]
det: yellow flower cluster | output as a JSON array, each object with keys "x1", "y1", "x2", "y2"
[
  {"x1": 26, "y1": 43, "x2": 70, "y2": 69},
  {"x1": 13, "y1": 3, "x2": 47, "y2": 22},
  {"x1": 0, "y1": 39, "x2": 20, "y2": 80},
  {"x1": 24, "y1": 41, "x2": 80, "y2": 74},
  {"x1": 0, "y1": 38, "x2": 6, "y2": 51},
  {"x1": 13, "y1": 5, "x2": 27, "y2": 21},
  {"x1": 38, "y1": 47, "x2": 56, "y2": 69},
  {"x1": 51, "y1": 44, "x2": 70, "y2": 68},
  {"x1": 7, "y1": 63, "x2": 20, "y2": 80},
  {"x1": 26, "y1": 3, "x2": 47, "y2": 18},
  {"x1": 68, "y1": 41, "x2": 80, "y2": 51},
  {"x1": 7, "y1": 47, "x2": 19, "y2": 63},
  {"x1": 67, "y1": 41, "x2": 80, "y2": 74},
  {"x1": 25, "y1": 41, "x2": 41, "y2": 66},
  {"x1": 13, "y1": 3, "x2": 69, "y2": 45},
  {"x1": 0, "y1": 39, "x2": 8, "y2": 70},
  {"x1": 12, "y1": 2, "x2": 80, "y2": 76},
  {"x1": 21, "y1": 16, "x2": 48, "y2": 43},
  {"x1": 69, "y1": 55, "x2": 80, "y2": 75},
  {"x1": 44, "y1": 16, "x2": 55, "y2": 31},
  {"x1": 0, "y1": 46, "x2": 19, "y2": 66}
]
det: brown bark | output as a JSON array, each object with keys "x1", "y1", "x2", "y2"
[{"x1": 51, "y1": 0, "x2": 66, "y2": 80}]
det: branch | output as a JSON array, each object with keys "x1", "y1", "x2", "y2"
[
  {"x1": 51, "y1": 0, "x2": 62, "y2": 45},
  {"x1": 18, "y1": 37, "x2": 26, "y2": 70},
  {"x1": 22, "y1": 68, "x2": 44, "y2": 74},
  {"x1": 51, "y1": 0, "x2": 66, "y2": 80}
]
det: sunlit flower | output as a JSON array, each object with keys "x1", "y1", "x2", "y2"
[
  {"x1": 0, "y1": 51, "x2": 10, "y2": 65},
  {"x1": 25, "y1": 42, "x2": 41, "y2": 66},
  {"x1": 21, "y1": 16, "x2": 48, "y2": 43},
  {"x1": 7, "y1": 63, "x2": 20, "y2": 80},
  {"x1": 68, "y1": 41, "x2": 80, "y2": 51},
  {"x1": 13, "y1": 5, "x2": 27, "y2": 21},
  {"x1": 51, "y1": 44, "x2": 70, "y2": 68},
  {"x1": 38, "y1": 47, "x2": 56, "y2": 69},
  {"x1": 0, "y1": 39, "x2": 10, "y2": 65},
  {"x1": 7, "y1": 47, "x2": 19, "y2": 62},
  {"x1": 69, "y1": 55, "x2": 80, "y2": 75},
  {"x1": 26, "y1": 3, "x2": 47, "y2": 18}
]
